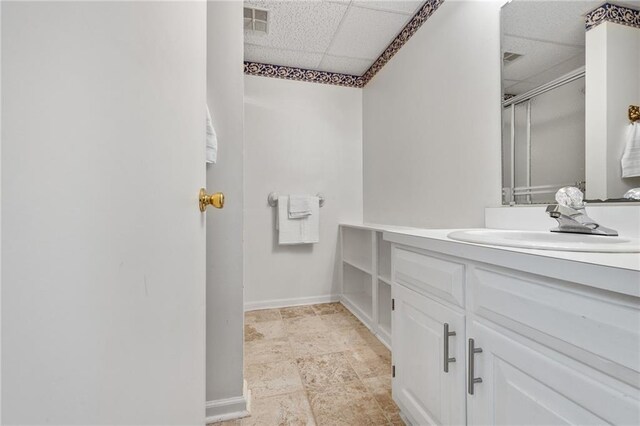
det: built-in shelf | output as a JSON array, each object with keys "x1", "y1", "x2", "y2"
[
  {"x1": 342, "y1": 291, "x2": 373, "y2": 323},
  {"x1": 342, "y1": 226, "x2": 372, "y2": 271},
  {"x1": 339, "y1": 223, "x2": 395, "y2": 348},
  {"x1": 342, "y1": 259, "x2": 372, "y2": 276},
  {"x1": 342, "y1": 261, "x2": 373, "y2": 323}
]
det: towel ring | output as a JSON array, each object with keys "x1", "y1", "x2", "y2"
[{"x1": 268, "y1": 192, "x2": 325, "y2": 207}]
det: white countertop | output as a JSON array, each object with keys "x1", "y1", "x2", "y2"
[
  {"x1": 380, "y1": 227, "x2": 640, "y2": 297},
  {"x1": 341, "y1": 222, "x2": 639, "y2": 296},
  {"x1": 340, "y1": 222, "x2": 640, "y2": 271},
  {"x1": 385, "y1": 228, "x2": 640, "y2": 271}
]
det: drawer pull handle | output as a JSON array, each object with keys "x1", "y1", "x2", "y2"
[
  {"x1": 468, "y1": 338, "x2": 483, "y2": 395},
  {"x1": 443, "y1": 323, "x2": 456, "y2": 373}
]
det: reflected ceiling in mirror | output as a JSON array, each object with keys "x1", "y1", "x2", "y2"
[{"x1": 502, "y1": 1, "x2": 601, "y2": 97}]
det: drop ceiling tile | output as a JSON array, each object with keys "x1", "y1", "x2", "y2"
[
  {"x1": 328, "y1": 5, "x2": 412, "y2": 59},
  {"x1": 502, "y1": 35, "x2": 583, "y2": 83},
  {"x1": 352, "y1": 0, "x2": 423, "y2": 15},
  {"x1": 317, "y1": 55, "x2": 373, "y2": 75},
  {"x1": 503, "y1": 79, "x2": 521, "y2": 94},
  {"x1": 244, "y1": 1, "x2": 348, "y2": 53},
  {"x1": 526, "y1": 52, "x2": 584, "y2": 85},
  {"x1": 501, "y1": 1, "x2": 601, "y2": 47},
  {"x1": 245, "y1": 44, "x2": 323, "y2": 69}
]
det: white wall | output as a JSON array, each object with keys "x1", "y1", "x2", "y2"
[
  {"x1": 363, "y1": 0, "x2": 504, "y2": 227},
  {"x1": 2, "y1": 2, "x2": 206, "y2": 424},
  {"x1": 244, "y1": 76, "x2": 363, "y2": 309},
  {"x1": 586, "y1": 21, "x2": 640, "y2": 199},
  {"x1": 206, "y1": 0, "x2": 246, "y2": 420}
]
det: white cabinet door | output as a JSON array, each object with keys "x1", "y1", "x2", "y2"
[
  {"x1": 467, "y1": 320, "x2": 640, "y2": 425},
  {"x1": 393, "y1": 284, "x2": 466, "y2": 425}
]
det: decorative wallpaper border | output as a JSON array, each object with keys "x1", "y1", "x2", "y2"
[
  {"x1": 586, "y1": 2, "x2": 640, "y2": 31},
  {"x1": 244, "y1": 0, "x2": 445, "y2": 88},
  {"x1": 243, "y1": 62, "x2": 365, "y2": 88}
]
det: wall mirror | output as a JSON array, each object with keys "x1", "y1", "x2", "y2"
[{"x1": 501, "y1": 0, "x2": 640, "y2": 205}]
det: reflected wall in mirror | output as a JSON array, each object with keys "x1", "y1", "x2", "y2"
[{"x1": 501, "y1": 0, "x2": 640, "y2": 205}]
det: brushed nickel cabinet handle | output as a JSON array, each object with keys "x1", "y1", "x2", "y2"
[
  {"x1": 443, "y1": 323, "x2": 456, "y2": 373},
  {"x1": 468, "y1": 338, "x2": 483, "y2": 395}
]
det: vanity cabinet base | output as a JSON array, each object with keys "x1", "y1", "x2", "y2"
[
  {"x1": 392, "y1": 283, "x2": 466, "y2": 426},
  {"x1": 391, "y1": 244, "x2": 640, "y2": 426}
]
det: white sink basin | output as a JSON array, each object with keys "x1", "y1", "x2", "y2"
[{"x1": 447, "y1": 229, "x2": 640, "y2": 253}]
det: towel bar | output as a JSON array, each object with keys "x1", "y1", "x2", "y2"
[{"x1": 268, "y1": 192, "x2": 325, "y2": 207}]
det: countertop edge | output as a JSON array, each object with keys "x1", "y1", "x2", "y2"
[{"x1": 383, "y1": 229, "x2": 640, "y2": 298}]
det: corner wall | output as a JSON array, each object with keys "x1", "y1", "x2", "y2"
[
  {"x1": 206, "y1": 0, "x2": 246, "y2": 421},
  {"x1": 363, "y1": 0, "x2": 503, "y2": 227},
  {"x1": 586, "y1": 21, "x2": 640, "y2": 199},
  {"x1": 244, "y1": 76, "x2": 363, "y2": 309}
]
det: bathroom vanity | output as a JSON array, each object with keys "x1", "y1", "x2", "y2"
[{"x1": 384, "y1": 229, "x2": 640, "y2": 425}]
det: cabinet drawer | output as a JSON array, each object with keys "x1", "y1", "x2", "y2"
[
  {"x1": 469, "y1": 265, "x2": 640, "y2": 385},
  {"x1": 393, "y1": 247, "x2": 465, "y2": 307}
]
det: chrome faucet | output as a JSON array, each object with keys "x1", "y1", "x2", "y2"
[
  {"x1": 546, "y1": 186, "x2": 618, "y2": 236},
  {"x1": 546, "y1": 204, "x2": 618, "y2": 236}
]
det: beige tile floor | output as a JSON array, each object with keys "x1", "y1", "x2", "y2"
[{"x1": 209, "y1": 303, "x2": 404, "y2": 426}]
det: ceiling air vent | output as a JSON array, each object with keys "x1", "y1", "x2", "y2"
[
  {"x1": 244, "y1": 7, "x2": 268, "y2": 34},
  {"x1": 503, "y1": 51, "x2": 523, "y2": 64}
]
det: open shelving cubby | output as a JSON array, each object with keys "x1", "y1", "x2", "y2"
[
  {"x1": 342, "y1": 262, "x2": 373, "y2": 322},
  {"x1": 339, "y1": 223, "x2": 394, "y2": 348}
]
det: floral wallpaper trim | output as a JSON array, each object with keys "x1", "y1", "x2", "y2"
[
  {"x1": 586, "y1": 2, "x2": 640, "y2": 31},
  {"x1": 244, "y1": 62, "x2": 365, "y2": 88},
  {"x1": 244, "y1": 0, "x2": 445, "y2": 87}
]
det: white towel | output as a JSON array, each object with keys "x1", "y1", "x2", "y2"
[
  {"x1": 622, "y1": 122, "x2": 640, "y2": 178},
  {"x1": 288, "y1": 194, "x2": 314, "y2": 219},
  {"x1": 277, "y1": 195, "x2": 319, "y2": 245},
  {"x1": 206, "y1": 105, "x2": 218, "y2": 164}
]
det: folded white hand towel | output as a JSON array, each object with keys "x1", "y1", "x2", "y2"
[
  {"x1": 278, "y1": 195, "x2": 319, "y2": 245},
  {"x1": 206, "y1": 105, "x2": 218, "y2": 164},
  {"x1": 622, "y1": 122, "x2": 640, "y2": 178},
  {"x1": 288, "y1": 194, "x2": 315, "y2": 219}
]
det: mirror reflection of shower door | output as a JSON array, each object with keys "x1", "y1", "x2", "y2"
[{"x1": 502, "y1": 74, "x2": 586, "y2": 204}]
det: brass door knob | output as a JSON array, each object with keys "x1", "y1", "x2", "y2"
[{"x1": 199, "y1": 188, "x2": 224, "y2": 212}]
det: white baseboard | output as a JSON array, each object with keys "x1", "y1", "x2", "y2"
[
  {"x1": 244, "y1": 294, "x2": 340, "y2": 312},
  {"x1": 205, "y1": 380, "x2": 251, "y2": 424}
]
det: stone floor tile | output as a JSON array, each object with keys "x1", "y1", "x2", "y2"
[
  {"x1": 362, "y1": 376, "x2": 400, "y2": 420},
  {"x1": 306, "y1": 380, "x2": 388, "y2": 426},
  {"x1": 329, "y1": 326, "x2": 370, "y2": 350},
  {"x1": 246, "y1": 360, "x2": 304, "y2": 398},
  {"x1": 241, "y1": 391, "x2": 316, "y2": 426},
  {"x1": 296, "y1": 352, "x2": 359, "y2": 390},
  {"x1": 283, "y1": 316, "x2": 328, "y2": 336},
  {"x1": 289, "y1": 331, "x2": 347, "y2": 357},
  {"x1": 245, "y1": 320, "x2": 286, "y2": 342},
  {"x1": 280, "y1": 305, "x2": 317, "y2": 319},
  {"x1": 206, "y1": 420, "x2": 241, "y2": 426},
  {"x1": 311, "y1": 302, "x2": 348, "y2": 316},
  {"x1": 245, "y1": 309, "x2": 282, "y2": 324},
  {"x1": 318, "y1": 311, "x2": 362, "y2": 330},
  {"x1": 244, "y1": 337, "x2": 292, "y2": 366},
  {"x1": 345, "y1": 345, "x2": 392, "y2": 379}
]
